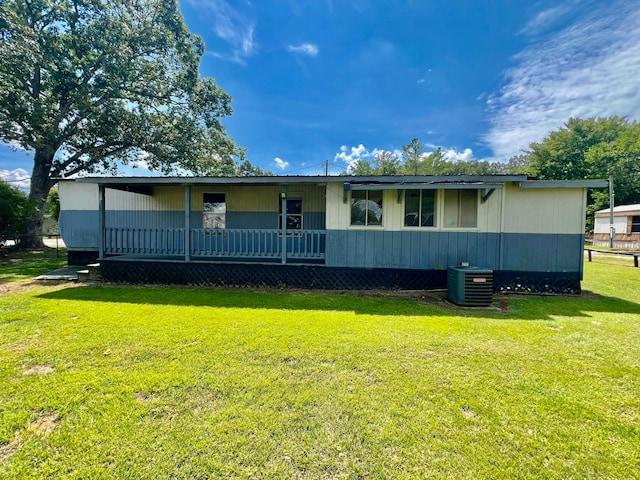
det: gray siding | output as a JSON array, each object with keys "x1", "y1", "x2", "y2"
[
  {"x1": 326, "y1": 231, "x2": 583, "y2": 272},
  {"x1": 228, "y1": 211, "x2": 325, "y2": 230},
  {"x1": 500, "y1": 233, "x2": 584, "y2": 273},
  {"x1": 59, "y1": 211, "x2": 99, "y2": 249}
]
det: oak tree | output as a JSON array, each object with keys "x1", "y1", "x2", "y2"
[{"x1": 0, "y1": 0, "x2": 244, "y2": 246}]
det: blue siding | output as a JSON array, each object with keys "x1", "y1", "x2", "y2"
[
  {"x1": 59, "y1": 211, "x2": 99, "y2": 249},
  {"x1": 107, "y1": 211, "x2": 184, "y2": 228},
  {"x1": 501, "y1": 233, "x2": 584, "y2": 273},
  {"x1": 227, "y1": 212, "x2": 277, "y2": 229},
  {"x1": 325, "y1": 231, "x2": 582, "y2": 272},
  {"x1": 227, "y1": 211, "x2": 325, "y2": 230}
]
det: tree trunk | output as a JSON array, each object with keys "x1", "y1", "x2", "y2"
[{"x1": 21, "y1": 149, "x2": 54, "y2": 249}]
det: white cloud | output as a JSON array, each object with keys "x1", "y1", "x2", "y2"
[
  {"x1": 334, "y1": 144, "x2": 373, "y2": 172},
  {"x1": 287, "y1": 43, "x2": 319, "y2": 57},
  {"x1": 442, "y1": 148, "x2": 474, "y2": 162},
  {"x1": 185, "y1": 0, "x2": 256, "y2": 64},
  {"x1": 519, "y1": 4, "x2": 572, "y2": 36},
  {"x1": 334, "y1": 144, "x2": 405, "y2": 173},
  {"x1": 485, "y1": 0, "x2": 640, "y2": 160},
  {"x1": 0, "y1": 168, "x2": 30, "y2": 190},
  {"x1": 274, "y1": 157, "x2": 289, "y2": 170}
]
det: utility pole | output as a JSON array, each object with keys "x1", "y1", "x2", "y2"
[
  {"x1": 325, "y1": 159, "x2": 329, "y2": 176},
  {"x1": 609, "y1": 176, "x2": 615, "y2": 248}
]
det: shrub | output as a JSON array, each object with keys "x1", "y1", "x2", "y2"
[{"x1": 0, "y1": 181, "x2": 28, "y2": 246}]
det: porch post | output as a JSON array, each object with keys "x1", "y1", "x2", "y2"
[
  {"x1": 281, "y1": 186, "x2": 287, "y2": 264},
  {"x1": 98, "y1": 184, "x2": 105, "y2": 260},
  {"x1": 185, "y1": 185, "x2": 191, "y2": 261}
]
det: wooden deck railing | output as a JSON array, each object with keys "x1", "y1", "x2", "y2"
[
  {"x1": 191, "y1": 228, "x2": 281, "y2": 259},
  {"x1": 105, "y1": 228, "x2": 185, "y2": 255},
  {"x1": 104, "y1": 228, "x2": 325, "y2": 261}
]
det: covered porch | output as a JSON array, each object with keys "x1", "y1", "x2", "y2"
[{"x1": 94, "y1": 179, "x2": 327, "y2": 265}]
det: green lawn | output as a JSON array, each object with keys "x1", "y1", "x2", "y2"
[{"x1": 1, "y1": 252, "x2": 639, "y2": 479}]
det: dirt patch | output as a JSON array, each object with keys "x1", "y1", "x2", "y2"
[
  {"x1": 23, "y1": 365, "x2": 55, "y2": 375},
  {"x1": 28, "y1": 413, "x2": 61, "y2": 437},
  {"x1": 0, "y1": 430, "x2": 23, "y2": 463},
  {"x1": 0, "y1": 280, "x2": 80, "y2": 297},
  {"x1": 135, "y1": 392, "x2": 163, "y2": 404},
  {"x1": 0, "y1": 413, "x2": 60, "y2": 463},
  {"x1": 461, "y1": 405, "x2": 477, "y2": 420}
]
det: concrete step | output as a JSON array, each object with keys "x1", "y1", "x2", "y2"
[
  {"x1": 77, "y1": 262, "x2": 102, "y2": 282},
  {"x1": 76, "y1": 269, "x2": 90, "y2": 282}
]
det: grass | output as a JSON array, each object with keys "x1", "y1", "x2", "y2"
[
  {"x1": 0, "y1": 253, "x2": 639, "y2": 479},
  {"x1": 0, "y1": 246, "x2": 67, "y2": 284}
]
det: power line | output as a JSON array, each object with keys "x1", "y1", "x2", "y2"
[{"x1": 0, "y1": 176, "x2": 31, "y2": 183}]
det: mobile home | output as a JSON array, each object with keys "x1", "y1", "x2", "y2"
[{"x1": 58, "y1": 175, "x2": 605, "y2": 293}]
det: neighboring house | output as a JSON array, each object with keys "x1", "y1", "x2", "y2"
[
  {"x1": 593, "y1": 204, "x2": 640, "y2": 249},
  {"x1": 58, "y1": 175, "x2": 606, "y2": 293}
]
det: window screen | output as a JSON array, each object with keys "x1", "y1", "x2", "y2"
[{"x1": 443, "y1": 189, "x2": 477, "y2": 228}]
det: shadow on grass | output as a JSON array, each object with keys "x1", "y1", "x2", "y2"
[{"x1": 36, "y1": 284, "x2": 640, "y2": 320}]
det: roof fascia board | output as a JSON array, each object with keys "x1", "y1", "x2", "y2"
[
  {"x1": 518, "y1": 180, "x2": 608, "y2": 189},
  {"x1": 347, "y1": 183, "x2": 504, "y2": 191}
]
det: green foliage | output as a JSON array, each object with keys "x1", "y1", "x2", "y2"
[
  {"x1": 0, "y1": 0, "x2": 244, "y2": 176},
  {"x1": 349, "y1": 158, "x2": 375, "y2": 175},
  {"x1": 527, "y1": 117, "x2": 640, "y2": 230},
  {"x1": 0, "y1": 0, "x2": 260, "y2": 243},
  {"x1": 346, "y1": 144, "x2": 532, "y2": 176},
  {"x1": 45, "y1": 187, "x2": 60, "y2": 221},
  {"x1": 528, "y1": 117, "x2": 629, "y2": 180},
  {"x1": 401, "y1": 138, "x2": 424, "y2": 174},
  {"x1": 0, "y1": 181, "x2": 27, "y2": 242},
  {"x1": 373, "y1": 150, "x2": 401, "y2": 175}
]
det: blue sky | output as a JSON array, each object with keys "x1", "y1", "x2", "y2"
[{"x1": 2, "y1": 0, "x2": 640, "y2": 188}]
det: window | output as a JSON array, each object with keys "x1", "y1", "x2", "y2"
[
  {"x1": 351, "y1": 190, "x2": 383, "y2": 226},
  {"x1": 279, "y1": 198, "x2": 302, "y2": 230},
  {"x1": 203, "y1": 193, "x2": 226, "y2": 229},
  {"x1": 443, "y1": 189, "x2": 477, "y2": 228},
  {"x1": 405, "y1": 190, "x2": 436, "y2": 227},
  {"x1": 632, "y1": 216, "x2": 640, "y2": 233}
]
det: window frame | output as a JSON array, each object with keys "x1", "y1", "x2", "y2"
[
  {"x1": 202, "y1": 192, "x2": 226, "y2": 229},
  {"x1": 350, "y1": 190, "x2": 383, "y2": 227},
  {"x1": 279, "y1": 197, "x2": 303, "y2": 230},
  {"x1": 442, "y1": 189, "x2": 478, "y2": 229},
  {"x1": 404, "y1": 189, "x2": 437, "y2": 228},
  {"x1": 631, "y1": 215, "x2": 640, "y2": 233}
]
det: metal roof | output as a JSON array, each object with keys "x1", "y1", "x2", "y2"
[
  {"x1": 69, "y1": 174, "x2": 530, "y2": 185},
  {"x1": 63, "y1": 175, "x2": 607, "y2": 189},
  {"x1": 595, "y1": 204, "x2": 640, "y2": 214}
]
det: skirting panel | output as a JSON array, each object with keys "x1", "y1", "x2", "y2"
[
  {"x1": 100, "y1": 259, "x2": 581, "y2": 294},
  {"x1": 101, "y1": 259, "x2": 446, "y2": 290},
  {"x1": 494, "y1": 271, "x2": 581, "y2": 294}
]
